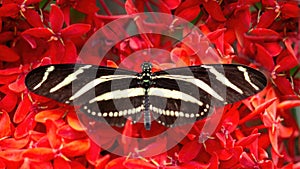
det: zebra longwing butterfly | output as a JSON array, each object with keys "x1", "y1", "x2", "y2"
[{"x1": 25, "y1": 63, "x2": 267, "y2": 130}]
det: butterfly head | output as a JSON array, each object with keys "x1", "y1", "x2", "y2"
[{"x1": 141, "y1": 62, "x2": 152, "y2": 73}]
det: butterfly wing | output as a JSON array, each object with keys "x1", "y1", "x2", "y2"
[
  {"x1": 25, "y1": 64, "x2": 144, "y2": 127},
  {"x1": 150, "y1": 64, "x2": 267, "y2": 127}
]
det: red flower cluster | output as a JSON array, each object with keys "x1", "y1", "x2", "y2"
[{"x1": 0, "y1": 0, "x2": 299, "y2": 168}]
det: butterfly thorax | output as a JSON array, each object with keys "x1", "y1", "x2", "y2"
[{"x1": 139, "y1": 62, "x2": 154, "y2": 90}]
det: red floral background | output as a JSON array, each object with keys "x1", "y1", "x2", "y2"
[{"x1": 0, "y1": 0, "x2": 299, "y2": 168}]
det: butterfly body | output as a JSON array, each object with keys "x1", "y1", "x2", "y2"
[{"x1": 25, "y1": 62, "x2": 267, "y2": 130}]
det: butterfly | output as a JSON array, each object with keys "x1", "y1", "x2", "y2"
[{"x1": 25, "y1": 62, "x2": 267, "y2": 130}]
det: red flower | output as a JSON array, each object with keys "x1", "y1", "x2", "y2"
[{"x1": 22, "y1": 4, "x2": 91, "y2": 63}]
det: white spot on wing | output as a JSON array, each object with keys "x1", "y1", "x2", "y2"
[
  {"x1": 69, "y1": 74, "x2": 136, "y2": 100},
  {"x1": 157, "y1": 75, "x2": 224, "y2": 101},
  {"x1": 89, "y1": 88, "x2": 144, "y2": 103},
  {"x1": 237, "y1": 66, "x2": 260, "y2": 90},
  {"x1": 33, "y1": 66, "x2": 55, "y2": 90},
  {"x1": 204, "y1": 65, "x2": 243, "y2": 94},
  {"x1": 50, "y1": 65, "x2": 92, "y2": 93},
  {"x1": 149, "y1": 88, "x2": 203, "y2": 106}
]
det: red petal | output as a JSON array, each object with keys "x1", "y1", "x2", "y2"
[
  {"x1": 0, "y1": 3, "x2": 19, "y2": 17},
  {"x1": 34, "y1": 108, "x2": 65, "y2": 123},
  {"x1": 240, "y1": 152, "x2": 256, "y2": 168},
  {"x1": 122, "y1": 116, "x2": 133, "y2": 140},
  {"x1": 0, "y1": 86, "x2": 18, "y2": 112},
  {"x1": 70, "y1": 161, "x2": 86, "y2": 169},
  {"x1": 258, "y1": 147, "x2": 269, "y2": 159},
  {"x1": 107, "y1": 60, "x2": 119, "y2": 68},
  {"x1": 278, "y1": 100, "x2": 300, "y2": 110},
  {"x1": 86, "y1": 140, "x2": 101, "y2": 165},
  {"x1": 233, "y1": 6, "x2": 251, "y2": 47},
  {"x1": 74, "y1": 0, "x2": 99, "y2": 14},
  {"x1": 0, "y1": 110, "x2": 12, "y2": 138},
  {"x1": 34, "y1": 135, "x2": 51, "y2": 148},
  {"x1": 45, "y1": 120, "x2": 62, "y2": 149},
  {"x1": 255, "y1": 43, "x2": 275, "y2": 71},
  {"x1": 263, "y1": 42, "x2": 282, "y2": 56},
  {"x1": 258, "y1": 160, "x2": 274, "y2": 169},
  {"x1": 281, "y1": 3, "x2": 300, "y2": 19},
  {"x1": 273, "y1": 77, "x2": 295, "y2": 95},
  {"x1": 180, "y1": 161, "x2": 210, "y2": 169},
  {"x1": 95, "y1": 154, "x2": 110, "y2": 169},
  {"x1": 218, "y1": 148, "x2": 234, "y2": 161},
  {"x1": 22, "y1": 28, "x2": 53, "y2": 39},
  {"x1": 61, "y1": 6, "x2": 70, "y2": 26},
  {"x1": 268, "y1": 128, "x2": 283, "y2": 157},
  {"x1": 239, "y1": 97, "x2": 277, "y2": 124},
  {"x1": 61, "y1": 40, "x2": 77, "y2": 63},
  {"x1": 175, "y1": 0, "x2": 200, "y2": 17},
  {"x1": 67, "y1": 111, "x2": 85, "y2": 131},
  {"x1": 276, "y1": 50, "x2": 298, "y2": 72},
  {"x1": 163, "y1": 0, "x2": 181, "y2": 9},
  {"x1": 207, "y1": 28, "x2": 226, "y2": 41},
  {"x1": 14, "y1": 112, "x2": 36, "y2": 138},
  {"x1": 178, "y1": 140, "x2": 202, "y2": 163},
  {"x1": 105, "y1": 157, "x2": 126, "y2": 169},
  {"x1": 123, "y1": 159, "x2": 157, "y2": 169},
  {"x1": 205, "y1": 139, "x2": 223, "y2": 155},
  {"x1": 22, "y1": 34, "x2": 37, "y2": 48},
  {"x1": 13, "y1": 94, "x2": 31, "y2": 123},
  {"x1": 0, "y1": 31, "x2": 14, "y2": 44},
  {"x1": 278, "y1": 123, "x2": 293, "y2": 138},
  {"x1": 57, "y1": 124, "x2": 87, "y2": 140},
  {"x1": 209, "y1": 153, "x2": 219, "y2": 169},
  {"x1": 171, "y1": 47, "x2": 190, "y2": 67},
  {"x1": 0, "y1": 159, "x2": 5, "y2": 168},
  {"x1": 0, "y1": 45, "x2": 20, "y2": 62},
  {"x1": 175, "y1": 5, "x2": 200, "y2": 21},
  {"x1": 25, "y1": 0, "x2": 42, "y2": 5},
  {"x1": 139, "y1": 137, "x2": 167, "y2": 157},
  {"x1": 49, "y1": 41, "x2": 65, "y2": 64},
  {"x1": 245, "y1": 28, "x2": 282, "y2": 42},
  {"x1": 50, "y1": 4, "x2": 64, "y2": 33},
  {"x1": 53, "y1": 157, "x2": 71, "y2": 169},
  {"x1": 23, "y1": 148, "x2": 55, "y2": 162},
  {"x1": 61, "y1": 24, "x2": 91, "y2": 39},
  {"x1": 0, "y1": 149, "x2": 24, "y2": 162},
  {"x1": 257, "y1": 10, "x2": 278, "y2": 28},
  {"x1": 0, "y1": 74, "x2": 19, "y2": 84},
  {"x1": 30, "y1": 131, "x2": 46, "y2": 142},
  {"x1": 0, "y1": 137, "x2": 29, "y2": 149},
  {"x1": 236, "y1": 133, "x2": 260, "y2": 147},
  {"x1": 61, "y1": 139, "x2": 90, "y2": 157},
  {"x1": 23, "y1": 9, "x2": 43, "y2": 27},
  {"x1": 8, "y1": 74, "x2": 26, "y2": 93},
  {"x1": 202, "y1": 0, "x2": 226, "y2": 22},
  {"x1": 124, "y1": 0, "x2": 139, "y2": 14},
  {"x1": 219, "y1": 147, "x2": 243, "y2": 168},
  {"x1": 222, "y1": 106, "x2": 239, "y2": 133},
  {"x1": 0, "y1": 66, "x2": 22, "y2": 75},
  {"x1": 261, "y1": 0, "x2": 276, "y2": 6}
]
